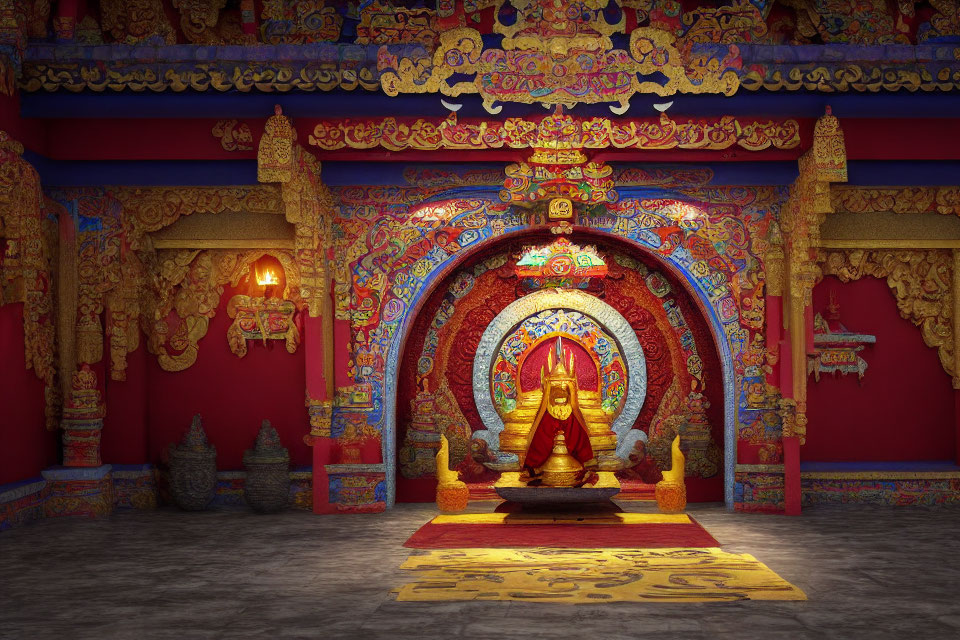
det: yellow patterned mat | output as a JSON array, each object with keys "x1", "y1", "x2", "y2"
[
  {"x1": 395, "y1": 548, "x2": 806, "y2": 603},
  {"x1": 431, "y1": 513, "x2": 691, "y2": 525}
]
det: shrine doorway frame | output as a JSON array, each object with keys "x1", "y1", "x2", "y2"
[{"x1": 380, "y1": 226, "x2": 737, "y2": 509}]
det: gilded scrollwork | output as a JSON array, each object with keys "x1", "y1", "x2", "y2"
[
  {"x1": 819, "y1": 249, "x2": 955, "y2": 379},
  {"x1": 99, "y1": 0, "x2": 176, "y2": 44},
  {"x1": 258, "y1": 106, "x2": 333, "y2": 317},
  {"x1": 226, "y1": 296, "x2": 299, "y2": 358},
  {"x1": 763, "y1": 221, "x2": 785, "y2": 298},
  {"x1": 831, "y1": 187, "x2": 960, "y2": 216},
  {"x1": 48, "y1": 183, "x2": 294, "y2": 378},
  {"x1": 171, "y1": 0, "x2": 249, "y2": 45},
  {"x1": 777, "y1": 397, "x2": 805, "y2": 444},
  {"x1": 212, "y1": 120, "x2": 254, "y2": 152},
  {"x1": 783, "y1": 108, "x2": 847, "y2": 307},
  {"x1": 113, "y1": 185, "x2": 283, "y2": 249},
  {"x1": 143, "y1": 249, "x2": 302, "y2": 372},
  {"x1": 379, "y1": 13, "x2": 742, "y2": 111},
  {"x1": 777, "y1": 108, "x2": 847, "y2": 443},
  {"x1": 0, "y1": 131, "x2": 57, "y2": 425},
  {"x1": 308, "y1": 112, "x2": 800, "y2": 152}
]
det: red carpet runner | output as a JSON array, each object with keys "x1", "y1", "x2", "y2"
[{"x1": 404, "y1": 513, "x2": 719, "y2": 549}]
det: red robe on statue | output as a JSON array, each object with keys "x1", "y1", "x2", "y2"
[{"x1": 524, "y1": 412, "x2": 594, "y2": 470}]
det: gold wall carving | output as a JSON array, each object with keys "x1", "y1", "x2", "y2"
[
  {"x1": 144, "y1": 249, "x2": 301, "y2": 372},
  {"x1": 172, "y1": 0, "x2": 227, "y2": 43},
  {"x1": 100, "y1": 0, "x2": 176, "y2": 44},
  {"x1": 779, "y1": 108, "x2": 848, "y2": 444},
  {"x1": 819, "y1": 249, "x2": 955, "y2": 381},
  {"x1": 307, "y1": 113, "x2": 800, "y2": 152},
  {"x1": 226, "y1": 295, "x2": 299, "y2": 358},
  {"x1": 0, "y1": 132, "x2": 58, "y2": 426},
  {"x1": 55, "y1": 183, "x2": 288, "y2": 379},
  {"x1": 171, "y1": 0, "x2": 249, "y2": 45},
  {"x1": 68, "y1": 185, "x2": 283, "y2": 379},
  {"x1": 831, "y1": 187, "x2": 960, "y2": 216},
  {"x1": 212, "y1": 119, "x2": 254, "y2": 152},
  {"x1": 113, "y1": 185, "x2": 283, "y2": 249},
  {"x1": 763, "y1": 221, "x2": 785, "y2": 298},
  {"x1": 258, "y1": 106, "x2": 333, "y2": 317}
]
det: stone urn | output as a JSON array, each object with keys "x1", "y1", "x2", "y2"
[
  {"x1": 169, "y1": 414, "x2": 217, "y2": 511},
  {"x1": 243, "y1": 420, "x2": 290, "y2": 513}
]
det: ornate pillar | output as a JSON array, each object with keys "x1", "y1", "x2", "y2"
[
  {"x1": 258, "y1": 105, "x2": 337, "y2": 513},
  {"x1": 954, "y1": 249, "x2": 960, "y2": 465},
  {"x1": 764, "y1": 222, "x2": 785, "y2": 391},
  {"x1": 779, "y1": 108, "x2": 847, "y2": 515},
  {"x1": 57, "y1": 206, "x2": 77, "y2": 412}
]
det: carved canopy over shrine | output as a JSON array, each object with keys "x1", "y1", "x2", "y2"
[{"x1": 5, "y1": 1, "x2": 960, "y2": 102}]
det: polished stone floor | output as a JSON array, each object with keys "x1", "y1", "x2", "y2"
[{"x1": 2, "y1": 502, "x2": 960, "y2": 640}]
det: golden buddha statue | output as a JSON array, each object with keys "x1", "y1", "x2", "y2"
[
  {"x1": 500, "y1": 337, "x2": 617, "y2": 473},
  {"x1": 502, "y1": 338, "x2": 614, "y2": 487}
]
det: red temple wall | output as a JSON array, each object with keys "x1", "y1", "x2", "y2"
[
  {"x1": 102, "y1": 339, "x2": 149, "y2": 465},
  {"x1": 100, "y1": 285, "x2": 311, "y2": 470},
  {"x1": 0, "y1": 303, "x2": 57, "y2": 485},
  {"x1": 805, "y1": 277, "x2": 955, "y2": 462}
]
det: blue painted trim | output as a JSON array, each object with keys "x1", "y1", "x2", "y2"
[
  {"x1": 20, "y1": 90, "x2": 960, "y2": 120},
  {"x1": 322, "y1": 162, "x2": 801, "y2": 186},
  {"x1": 41, "y1": 464, "x2": 113, "y2": 481},
  {"x1": 0, "y1": 478, "x2": 46, "y2": 503},
  {"x1": 109, "y1": 463, "x2": 155, "y2": 472},
  {"x1": 24, "y1": 153, "x2": 258, "y2": 186},
  {"x1": 847, "y1": 161, "x2": 960, "y2": 186},
  {"x1": 26, "y1": 156, "x2": 960, "y2": 189}
]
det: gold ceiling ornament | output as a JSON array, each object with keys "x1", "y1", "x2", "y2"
[
  {"x1": 258, "y1": 105, "x2": 334, "y2": 317},
  {"x1": 495, "y1": 0, "x2": 624, "y2": 47},
  {"x1": 680, "y1": 0, "x2": 768, "y2": 44},
  {"x1": 831, "y1": 187, "x2": 960, "y2": 216},
  {"x1": 0, "y1": 131, "x2": 58, "y2": 426},
  {"x1": 172, "y1": 0, "x2": 227, "y2": 44},
  {"x1": 307, "y1": 112, "x2": 800, "y2": 152},
  {"x1": 380, "y1": 11, "x2": 742, "y2": 112},
  {"x1": 99, "y1": 0, "x2": 176, "y2": 44},
  {"x1": 819, "y1": 249, "x2": 955, "y2": 381}
]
